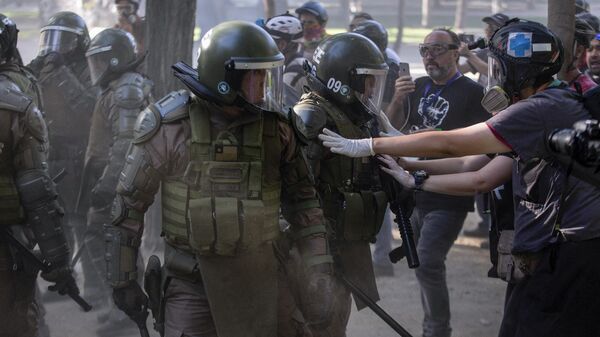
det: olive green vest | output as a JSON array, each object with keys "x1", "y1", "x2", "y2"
[
  {"x1": 307, "y1": 93, "x2": 388, "y2": 242},
  {"x1": 0, "y1": 110, "x2": 24, "y2": 226},
  {"x1": 0, "y1": 65, "x2": 40, "y2": 226},
  {"x1": 161, "y1": 100, "x2": 283, "y2": 256}
]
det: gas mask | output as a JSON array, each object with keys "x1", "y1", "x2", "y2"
[{"x1": 481, "y1": 56, "x2": 510, "y2": 114}]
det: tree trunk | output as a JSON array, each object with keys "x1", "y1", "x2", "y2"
[
  {"x1": 454, "y1": 0, "x2": 466, "y2": 30},
  {"x1": 263, "y1": 0, "x2": 275, "y2": 18},
  {"x1": 548, "y1": 0, "x2": 574, "y2": 81},
  {"x1": 422, "y1": 0, "x2": 430, "y2": 27},
  {"x1": 145, "y1": 0, "x2": 196, "y2": 98},
  {"x1": 394, "y1": 0, "x2": 406, "y2": 53},
  {"x1": 491, "y1": 0, "x2": 501, "y2": 13}
]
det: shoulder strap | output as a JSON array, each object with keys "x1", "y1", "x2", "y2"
[{"x1": 188, "y1": 98, "x2": 212, "y2": 162}]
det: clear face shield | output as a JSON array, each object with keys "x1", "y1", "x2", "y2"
[
  {"x1": 481, "y1": 56, "x2": 510, "y2": 114},
  {"x1": 353, "y1": 67, "x2": 388, "y2": 115},
  {"x1": 234, "y1": 59, "x2": 285, "y2": 112},
  {"x1": 85, "y1": 46, "x2": 113, "y2": 85},
  {"x1": 38, "y1": 27, "x2": 80, "y2": 56}
]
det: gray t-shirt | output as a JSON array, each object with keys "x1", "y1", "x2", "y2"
[{"x1": 487, "y1": 86, "x2": 600, "y2": 253}]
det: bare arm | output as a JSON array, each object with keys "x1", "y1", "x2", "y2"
[
  {"x1": 379, "y1": 154, "x2": 512, "y2": 196},
  {"x1": 420, "y1": 155, "x2": 512, "y2": 195},
  {"x1": 400, "y1": 154, "x2": 491, "y2": 174},
  {"x1": 372, "y1": 122, "x2": 511, "y2": 158}
]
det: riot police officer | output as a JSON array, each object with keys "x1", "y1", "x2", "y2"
[
  {"x1": 285, "y1": 32, "x2": 390, "y2": 336},
  {"x1": 27, "y1": 11, "x2": 97, "y2": 298},
  {"x1": 79, "y1": 28, "x2": 152, "y2": 335},
  {"x1": 105, "y1": 21, "x2": 332, "y2": 337},
  {"x1": 0, "y1": 14, "x2": 78, "y2": 337}
]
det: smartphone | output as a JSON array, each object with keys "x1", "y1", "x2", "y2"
[
  {"x1": 397, "y1": 62, "x2": 410, "y2": 78},
  {"x1": 458, "y1": 33, "x2": 475, "y2": 44}
]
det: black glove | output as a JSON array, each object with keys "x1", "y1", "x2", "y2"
[
  {"x1": 43, "y1": 52, "x2": 65, "y2": 68},
  {"x1": 41, "y1": 266, "x2": 77, "y2": 295},
  {"x1": 113, "y1": 282, "x2": 149, "y2": 319},
  {"x1": 38, "y1": 52, "x2": 65, "y2": 76}
]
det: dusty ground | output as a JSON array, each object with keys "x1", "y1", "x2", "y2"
[{"x1": 40, "y1": 213, "x2": 507, "y2": 337}]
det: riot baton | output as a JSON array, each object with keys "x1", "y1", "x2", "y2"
[
  {"x1": 0, "y1": 227, "x2": 92, "y2": 312},
  {"x1": 337, "y1": 272, "x2": 413, "y2": 337}
]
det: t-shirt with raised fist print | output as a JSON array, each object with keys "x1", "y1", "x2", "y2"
[{"x1": 403, "y1": 74, "x2": 489, "y2": 211}]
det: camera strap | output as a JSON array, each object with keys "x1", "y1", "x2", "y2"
[{"x1": 552, "y1": 159, "x2": 574, "y2": 241}]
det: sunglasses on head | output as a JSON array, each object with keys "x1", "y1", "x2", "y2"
[{"x1": 418, "y1": 43, "x2": 458, "y2": 57}]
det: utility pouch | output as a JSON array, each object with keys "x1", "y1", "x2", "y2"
[
  {"x1": 187, "y1": 197, "x2": 214, "y2": 256},
  {"x1": 497, "y1": 230, "x2": 524, "y2": 283},
  {"x1": 212, "y1": 197, "x2": 240, "y2": 256},
  {"x1": 164, "y1": 244, "x2": 200, "y2": 283},
  {"x1": 338, "y1": 191, "x2": 388, "y2": 242},
  {"x1": 339, "y1": 192, "x2": 365, "y2": 241},
  {"x1": 372, "y1": 190, "x2": 388, "y2": 239}
]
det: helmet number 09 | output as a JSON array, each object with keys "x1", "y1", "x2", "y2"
[{"x1": 327, "y1": 78, "x2": 343, "y2": 93}]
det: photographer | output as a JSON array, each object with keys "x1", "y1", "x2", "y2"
[
  {"x1": 319, "y1": 19, "x2": 600, "y2": 337},
  {"x1": 458, "y1": 13, "x2": 509, "y2": 86}
]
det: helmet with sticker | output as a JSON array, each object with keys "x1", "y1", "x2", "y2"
[{"x1": 306, "y1": 32, "x2": 388, "y2": 114}]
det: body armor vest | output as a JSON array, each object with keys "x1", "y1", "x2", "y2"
[
  {"x1": 305, "y1": 93, "x2": 387, "y2": 242},
  {"x1": 0, "y1": 111, "x2": 24, "y2": 225},
  {"x1": 0, "y1": 66, "x2": 39, "y2": 225},
  {"x1": 161, "y1": 100, "x2": 283, "y2": 256}
]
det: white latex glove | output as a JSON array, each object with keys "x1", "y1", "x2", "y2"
[
  {"x1": 318, "y1": 128, "x2": 374, "y2": 157},
  {"x1": 377, "y1": 154, "x2": 415, "y2": 189},
  {"x1": 377, "y1": 111, "x2": 403, "y2": 137}
]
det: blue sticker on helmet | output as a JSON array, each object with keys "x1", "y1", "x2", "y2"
[
  {"x1": 217, "y1": 81, "x2": 230, "y2": 94},
  {"x1": 508, "y1": 32, "x2": 532, "y2": 58}
]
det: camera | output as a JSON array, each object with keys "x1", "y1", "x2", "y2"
[
  {"x1": 549, "y1": 120, "x2": 600, "y2": 165},
  {"x1": 458, "y1": 33, "x2": 474, "y2": 44},
  {"x1": 549, "y1": 120, "x2": 600, "y2": 188}
]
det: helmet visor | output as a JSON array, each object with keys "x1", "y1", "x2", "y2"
[
  {"x1": 354, "y1": 68, "x2": 388, "y2": 114},
  {"x1": 486, "y1": 56, "x2": 506, "y2": 92},
  {"x1": 232, "y1": 58, "x2": 284, "y2": 112},
  {"x1": 38, "y1": 28, "x2": 79, "y2": 56},
  {"x1": 86, "y1": 46, "x2": 113, "y2": 85}
]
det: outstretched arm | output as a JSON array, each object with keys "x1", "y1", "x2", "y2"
[
  {"x1": 319, "y1": 122, "x2": 511, "y2": 158},
  {"x1": 379, "y1": 154, "x2": 512, "y2": 196},
  {"x1": 400, "y1": 155, "x2": 491, "y2": 175}
]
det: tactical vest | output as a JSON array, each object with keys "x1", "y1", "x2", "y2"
[
  {"x1": 306, "y1": 93, "x2": 388, "y2": 242},
  {"x1": 161, "y1": 100, "x2": 283, "y2": 256},
  {"x1": 0, "y1": 70, "x2": 34, "y2": 225}
]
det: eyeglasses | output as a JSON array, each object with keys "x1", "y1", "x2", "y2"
[{"x1": 418, "y1": 43, "x2": 458, "y2": 57}]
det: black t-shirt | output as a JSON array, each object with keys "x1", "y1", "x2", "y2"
[
  {"x1": 487, "y1": 86, "x2": 600, "y2": 253},
  {"x1": 403, "y1": 74, "x2": 489, "y2": 212}
]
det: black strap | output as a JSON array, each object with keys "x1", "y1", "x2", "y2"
[{"x1": 552, "y1": 160, "x2": 574, "y2": 239}]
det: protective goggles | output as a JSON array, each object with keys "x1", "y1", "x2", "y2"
[{"x1": 418, "y1": 43, "x2": 458, "y2": 58}]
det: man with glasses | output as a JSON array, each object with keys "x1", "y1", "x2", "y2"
[{"x1": 385, "y1": 28, "x2": 488, "y2": 337}]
